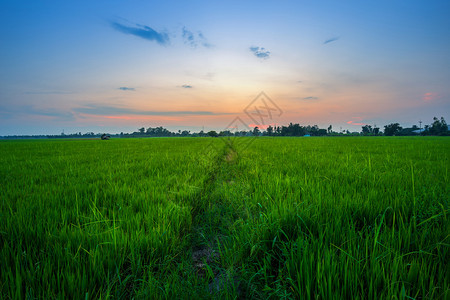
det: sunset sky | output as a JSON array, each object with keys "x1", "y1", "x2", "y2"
[{"x1": 1, "y1": 0, "x2": 449, "y2": 135}]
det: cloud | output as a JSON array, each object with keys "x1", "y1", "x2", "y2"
[
  {"x1": 423, "y1": 92, "x2": 439, "y2": 101},
  {"x1": 249, "y1": 46, "x2": 271, "y2": 59},
  {"x1": 248, "y1": 124, "x2": 271, "y2": 130},
  {"x1": 347, "y1": 117, "x2": 366, "y2": 126},
  {"x1": 182, "y1": 27, "x2": 212, "y2": 48},
  {"x1": 73, "y1": 104, "x2": 233, "y2": 116},
  {"x1": 347, "y1": 121, "x2": 365, "y2": 126},
  {"x1": 0, "y1": 105, "x2": 76, "y2": 121},
  {"x1": 34, "y1": 110, "x2": 75, "y2": 120},
  {"x1": 24, "y1": 90, "x2": 73, "y2": 95},
  {"x1": 303, "y1": 96, "x2": 319, "y2": 100},
  {"x1": 181, "y1": 84, "x2": 193, "y2": 89},
  {"x1": 118, "y1": 87, "x2": 135, "y2": 91},
  {"x1": 323, "y1": 37, "x2": 340, "y2": 44},
  {"x1": 111, "y1": 20, "x2": 169, "y2": 45}
]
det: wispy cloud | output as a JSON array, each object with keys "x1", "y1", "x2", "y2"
[
  {"x1": 249, "y1": 46, "x2": 271, "y2": 59},
  {"x1": 0, "y1": 105, "x2": 75, "y2": 121},
  {"x1": 118, "y1": 87, "x2": 135, "y2": 91},
  {"x1": 347, "y1": 117, "x2": 366, "y2": 126},
  {"x1": 347, "y1": 121, "x2": 365, "y2": 126},
  {"x1": 111, "y1": 20, "x2": 169, "y2": 45},
  {"x1": 323, "y1": 37, "x2": 340, "y2": 44},
  {"x1": 303, "y1": 96, "x2": 319, "y2": 100},
  {"x1": 182, "y1": 27, "x2": 212, "y2": 48},
  {"x1": 24, "y1": 90, "x2": 73, "y2": 95},
  {"x1": 181, "y1": 84, "x2": 193, "y2": 89},
  {"x1": 74, "y1": 104, "x2": 232, "y2": 116},
  {"x1": 423, "y1": 92, "x2": 439, "y2": 101},
  {"x1": 34, "y1": 110, "x2": 75, "y2": 120}
]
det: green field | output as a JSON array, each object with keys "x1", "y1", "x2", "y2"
[{"x1": 1, "y1": 137, "x2": 448, "y2": 299}]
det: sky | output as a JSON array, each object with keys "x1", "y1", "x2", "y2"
[{"x1": 1, "y1": 0, "x2": 449, "y2": 135}]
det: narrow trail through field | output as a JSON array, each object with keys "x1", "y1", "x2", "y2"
[{"x1": 189, "y1": 139, "x2": 242, "y2": 296}]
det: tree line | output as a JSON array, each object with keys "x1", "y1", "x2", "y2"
[
  {"x1": 124, "y1": 116, "x2": 448, "y2": 138},
  {"x1": 1, "y1": 117, "x2": 448, "y2": 139},
  {"x1": 378, "y1": 117, "x2": 448, "y2": 136}
]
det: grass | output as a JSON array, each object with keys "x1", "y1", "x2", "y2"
[{"x1": 0, "y1": 137, "x2": 448, "y2": 299}]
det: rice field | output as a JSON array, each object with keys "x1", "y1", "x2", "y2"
[{"x1": 0, "y1": 137, "x2": 448, "y2": 299}]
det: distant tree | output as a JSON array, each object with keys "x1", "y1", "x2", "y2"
[
  {"x1": 428, "y1": 117, "x2": 449, "y2": 135},
  {"x1": 207, "y1": 130, "x2": 219, "y2": 137},
  {"x1": 288, "y1": 123, "x2": 300, "y2": 136},
  {"x1": 317, "y1": 129, "x2": 328, "y2": 136},
  {"x1": 266, "y1": 125, "x2": 274, "y2": 136},
  {"x1": 252, "y1": 126, "x2": 260, "y2": 136},
  {"x1": 327, "y1": 125, "x2": 332, "y2": 134},
  {"x1": 373, "y1": 127, "x2": 380, "y2": 135},
  {"x1": 361, "y1": 125, "x2": 373, "y2": 135},
  {"x1": 384, "y1": 123, "x2": 402, "y2": 136},
  {"x1": 144, "y1": 126, "x2": 174, "y2": 137},
  {"x1": 138, "y1": 127, "x2": 145, "y2": 134},
  {"x1": 309, "y1": 125, "x2": 319, "y2": 136}
]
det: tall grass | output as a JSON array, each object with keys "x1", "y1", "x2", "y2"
[
  {"x1": 0, "y1": 138, "x2": 218, "y2": 298},
  {"x1": 215, "y1": 137, "x2": 449, "y2": 299},
  {"x1": 0, "y1": 137, "x2": 448, "y2": 299}
]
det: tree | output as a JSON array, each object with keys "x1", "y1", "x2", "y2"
[
  {"x1": 252, "y1": 126, "x2": 260, "y2": 136},
  {"x1": 373, "y1": 127, "x2": 380, "y2": 135},
  {"x1": 327, "y1": 125, "x2": 332, "y2": 134},
  {"x1": 308, "y1": 125, "x2": 319, "y2": 136},
  {"x1": 181, "y1": 130, "x2": 190, "y2": 136},
  {"x1": 317, "y1": 129, "x2": 327, "y2": 136},
  {"x1": 384, "y1": 123, "x2": 402, "y2": 136},
  {"x1": 428, "y1": 117, "x2": 448, "y2": 135},
  {"x1": 266, "y1": 125, "x2": 274, "y2": 136},
  {"x1": 138, "y1": 127, "x2": 145, "y2": 134},
  {"x1": 361, "y1": 125, "x2": 373, "y2": 135},
  {"x1": 207, "y1": 130, "x2": 218, "y2": 137},
  {"x1": 219, "y1": 130, "x2": 232, "y2": 137}
]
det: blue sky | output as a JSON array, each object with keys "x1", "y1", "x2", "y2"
[{"x1": 0, "y1": 0, "x2": 449, "y2": 135}]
